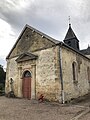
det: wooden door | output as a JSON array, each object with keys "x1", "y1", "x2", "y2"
[{"x1": 22, "y1": 71, "x2": 31, "y2": 99}]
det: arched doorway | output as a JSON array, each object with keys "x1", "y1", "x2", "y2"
[{"x1": 22, "y1": 70, "x2": 31, "y2": 99}]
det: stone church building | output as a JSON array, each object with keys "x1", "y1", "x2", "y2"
[{"x1": 5, "y1": 23, "x2": 90, "y2": 103}]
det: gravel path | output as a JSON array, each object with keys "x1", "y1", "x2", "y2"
[{"x1": 0, "y1": 96, "x2": 89, "y2": 120}]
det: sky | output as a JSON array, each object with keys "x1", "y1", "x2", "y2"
[{"x1": 0, "y1": 0, "x2": 90, "y2": 68}]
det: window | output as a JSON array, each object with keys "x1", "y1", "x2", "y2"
[
  {"x1": 87, "y1": 67, "x2": 90, "y2": 83},
  {"x1": 23, "y1": 70, "x2": 32, "y2": 78},
  {"x1": 72, "y1": 62, "x2": 78, "y2": 84}
]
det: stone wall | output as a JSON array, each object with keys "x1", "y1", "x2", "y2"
[
  {"x1": 62, "y1": 46, "x2": 90, "y2": 101},
  {"x1": 5, "y1": 43, "x2": 90, "y2": 102},
  {"x1": 5, "y1": 46, "x2": 61, "y2": 102},
  {"x1": 5, "y1": 57, "x2": 37, "y2": 98},
  {"x1": 86, "y1": 55, "x2": 90, "y2": 59},
  {"x1": 9, "y1": 28, "x2": 55, "y2": 58},
  {"x1": 36, "y1": 46, "x2": 61, "y2": 101},
  {"x1": 5, "y1": 57, "x2": 18, "y2": 95}
]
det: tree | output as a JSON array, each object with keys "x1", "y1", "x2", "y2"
[{"x1": 0, "y1": 65, "x2": 6, "y2": 85}]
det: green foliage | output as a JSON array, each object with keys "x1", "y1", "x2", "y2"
[
  {"x1": 0, "y1": 83, "x2": 5, "y2": 95},
  {"x1": 0, "y1": 83, "x2": 4, "y2": 91},
  {"x1": 0, "y1": 65, "x2": 5, "y2": 96},
  {"x1": 0, "y1": 65, "x2": 6, "y2": 85}
]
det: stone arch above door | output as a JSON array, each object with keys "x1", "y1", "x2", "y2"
[{"x1": 22, "y1": 70, "x2": 32, "y2": 78}]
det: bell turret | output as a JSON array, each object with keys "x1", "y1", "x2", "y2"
[{"x1": 64, "y1": 24, "x2": 80, "y2": 50}]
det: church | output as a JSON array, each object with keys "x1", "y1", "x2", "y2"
[{"x1": 5, "y1": 23, "x2": 90, "y2": 103}]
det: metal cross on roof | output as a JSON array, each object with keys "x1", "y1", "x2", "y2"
[{"x1": 68, "y1": 16, "x2": 71, "y2": 26}]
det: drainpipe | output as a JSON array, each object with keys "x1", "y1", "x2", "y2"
[{"x1": 59, "y1": 46, "x2": 65, "y2": 104}]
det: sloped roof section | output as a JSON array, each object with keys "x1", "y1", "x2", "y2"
[
  {"x1": 80, "y1": 46, "x2": 90, "y2": 55},
  {"x1": 26, "y1": 24, "x2": 60, "y2": 44},
  {"x1": 64, "y1": 24, "x2": 78, "y2": 41},
  {"x1": 6, "y1": 24, "x2": 60, "y2": 59},
  {"x1": 16, "y1": 52, "x2": 38, "y2": 63},
  {"x1": 59, "y1": 42, "x2": 90, "y2": 61}
]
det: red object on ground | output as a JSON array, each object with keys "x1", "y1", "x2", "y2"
[{"x1": 38, "y1": 94, "x2": 44, "y2": 102}]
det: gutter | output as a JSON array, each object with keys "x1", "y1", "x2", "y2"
[{"x1": 59, "y1": 46, "x2": 65, "y2": 104}]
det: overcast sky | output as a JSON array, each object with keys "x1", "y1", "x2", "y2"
[{"x1": 0, "y1": 0, "x2": 90, "y2": 68}]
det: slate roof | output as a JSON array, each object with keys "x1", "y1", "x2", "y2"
[
  {"x1": 64, "y1": 24, "x2": 79, "y2": 41},
  {"x1": 80, "y1": 46, "x2": 90, "y2": 55},
  {"x1": 59, "y1": 42, "x2": 90, "y2": 61}
]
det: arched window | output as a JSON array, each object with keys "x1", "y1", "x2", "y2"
[
  {"x1": 23, "y1": 70, "x2": 32, "y2": 78},
  {"x1": 72, "y1": 62, "x2": 77, "y2": 83},
  {"x1": 87, "y1": 67, "x2": 90, "y2": 83}
]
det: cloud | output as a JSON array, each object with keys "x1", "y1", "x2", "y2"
[
  {"x1": 0, "y1": 0, "x2": 70, "y2": 32},
  {"x1": 0, "y1": 19, "x2": 16, "y2": 56},
  {"x1": 0, "y1": 0, "x2": 90, "y2": 67},
  {"x1": 0, "y1": 56, "x2": 6, "y2": 68}
]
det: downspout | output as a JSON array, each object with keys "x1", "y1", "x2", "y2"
[{"x1": 59, "y1": 45, "x2": 65, "y2": 104}]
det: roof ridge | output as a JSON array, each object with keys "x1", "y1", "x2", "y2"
[
  {"x1": 26, "y1": 24, "x2": 60, "y2": 44},
  {"x1": 6, "y1": 24, "x2": 60, "y2": 59}
]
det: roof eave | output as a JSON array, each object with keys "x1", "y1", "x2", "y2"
[
  {"x1": 58, "y1": 42, "x2": 90, "y2": 61},
  {"x1": 6, "y1": 24, "x2": 60, "y2": 59}
]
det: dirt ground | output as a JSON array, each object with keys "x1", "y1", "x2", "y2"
[{"x1": 0, "y1": 96, "x2": 90, "y2": 120}]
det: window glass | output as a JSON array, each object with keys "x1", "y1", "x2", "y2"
[{"x1": 23, "y1": 71, "x2": 31, "y2": 77}]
